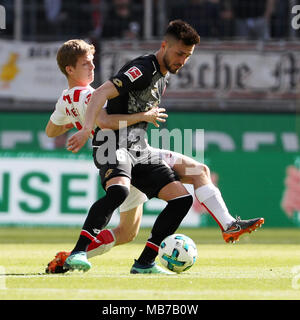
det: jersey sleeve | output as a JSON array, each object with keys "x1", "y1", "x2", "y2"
[
  {"x1": 109, "y1": 63, "x2": 152, "y2": 95},
  {"x1": 49, "y1": 95, "x2": 70, "y2": 126}
]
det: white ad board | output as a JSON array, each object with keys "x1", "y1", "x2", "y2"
[
  {"x1": 0, "y1": 39, "x2": 67, "y2": 101},
  {"x1": 0, "y1": 154, "x2": 201, "y2": 227}
]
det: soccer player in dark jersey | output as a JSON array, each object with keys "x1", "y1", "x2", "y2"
[{"x1": 63, "y1": 20, "x2": 200, "y2": 273}]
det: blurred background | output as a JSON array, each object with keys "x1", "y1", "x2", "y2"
[{"x1": 0, "y1": 0, "x2": 300, "y2": 229}]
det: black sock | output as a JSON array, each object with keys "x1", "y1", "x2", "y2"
[
  {"x1": 71, "y1": 184, "x2": 129, "y2": 253},
  {"x1": 137, "y1": 194, "x2": 193, "y2": 265},
  {"x1": 71, "y1": 234, "x2": 92, "y2": 254}
]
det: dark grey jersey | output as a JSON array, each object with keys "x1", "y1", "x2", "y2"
[{"x1": 93, "y1": 54, "x2": 168, "y2": 151}]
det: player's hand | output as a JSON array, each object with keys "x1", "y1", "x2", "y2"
[
  {"x1": 143, "y1": 107, "x2": 168, "y2": 127},
  {"x1": 67, "y1": 129, "x2": 90, "y2": 153},
  {"x1": 281, "y1": 165, "x2": 300, "y2": 217}
]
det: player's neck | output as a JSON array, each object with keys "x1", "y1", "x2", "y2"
[
  {"x1": 67, "y1": 77, "x2": 90, "y2": 89},
  {"x1": 155, "y1": 51, "x2": 168, "y2": 76},
  {"x1": 67, "y1": 79, "x2": 90, "y2": 89}
]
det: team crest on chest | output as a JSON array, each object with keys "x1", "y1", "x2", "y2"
[{"x1": 124, "y1": 66, "x2": 143, "y2": 82}]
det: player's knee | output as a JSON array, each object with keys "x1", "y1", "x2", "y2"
[
  {"x1": 197, "y1": 163, "x2": 210, "y2": 177},
  {"x1": 106, "y1": 184, "x2": 130, "y2": 208},
  {"x1": 188, "y1": 163, "x2": 211, "y2": 185},
  {"x1": 188, "y1": 163, "x2": 210, "y2": 178}
]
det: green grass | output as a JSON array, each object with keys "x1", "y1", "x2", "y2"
[{"x1": 0, "y1": 227, "x2": 300, "y2": 300}]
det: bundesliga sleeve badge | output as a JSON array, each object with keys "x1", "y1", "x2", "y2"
[{"x1": 124, "y1": 66, "x2": 143, "y2": 82}]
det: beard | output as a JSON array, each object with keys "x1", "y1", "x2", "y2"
[{"x1": 162, "y1": 53, "x2": 182, "y2": 74}]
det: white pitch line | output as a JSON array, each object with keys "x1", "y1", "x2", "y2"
[
  {"x1": 1, "y1": 288, "x2": 298, "y2": 299},
  {"x1": 0, "y1": 267, "x2": 293, "y2": 280},
  {"x1": 1, "y1": 288, "x2": 200, "y2": 295},
  {"x1": 0, "y1": 271, "x2": 293, "y2": 279}
]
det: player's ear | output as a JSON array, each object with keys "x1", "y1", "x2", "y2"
[
  {"x1": 65, "y1": 65, "x2": 73, "y2": 77},
  {"x1": 161, "y1": 40, "x2": 167, "y2": 51}
]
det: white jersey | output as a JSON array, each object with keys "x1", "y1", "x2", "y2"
[{"x1": 50, "y1": 85, "x2": 96, "y2": 137}]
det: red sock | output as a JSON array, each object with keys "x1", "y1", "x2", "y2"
[{"x1": 86, "y1": 229, "x2": 115, "y2": 258}]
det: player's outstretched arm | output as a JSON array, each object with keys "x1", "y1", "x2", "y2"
[
  {"x1": 97, "y1": 107, "x2": 168, "y2": 130},
  {"x1": 67, "y1": 81, "x2": 119, "y2": 153},
  {"x1": 45, "y1": 120, "x2": 74, "y2": 138}
]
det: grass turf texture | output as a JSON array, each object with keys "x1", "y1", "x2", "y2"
[{"x1": 0, "y1": 227, "x2": 299, "y2": 300}]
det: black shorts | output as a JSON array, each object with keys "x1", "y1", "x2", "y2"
[{"x1": 92, "y1": 146, "x2": 179, "y2": 199}]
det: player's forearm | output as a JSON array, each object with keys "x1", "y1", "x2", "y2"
[
  {"x1": 45, "y1": 120, "x2": 70, "y2": 137},
  {"x1": 82, "y1": 93, "x2": 103, "y2": 134},
  {"x1": 83, "y1": 81, "x2": 119, "y2": 134},
  {"x1": 97, "y1": 111, "x2": 146, "y2": 130}
]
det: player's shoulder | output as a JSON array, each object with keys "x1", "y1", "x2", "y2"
[
  {"x1": 55, "y1": 86, "x2": 94, "y2": 109},
  {"x1": 122, "y1": 54, "x2": 158, "y2": 77},
  {"x1": 131, "y1": 54, "x2": 157, "y2": 68},
  {"x1": 70, "y1": 85, "x2": 94, "y2": 102},
  {"x1": 64, "y1": 86, "x2": 94, "y2": 104},
  {"x1": 115, "y1": 54, "x2": 159, "y2": 88},
  {"x1": 55, "y1": 88, "x2": 69, "y2": 107}
]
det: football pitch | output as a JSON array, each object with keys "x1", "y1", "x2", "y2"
[{"x1": 0, "y1": 227, "x2": 300, "y2": 300}]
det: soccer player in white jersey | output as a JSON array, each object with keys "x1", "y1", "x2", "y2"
[{"x1": 45, "y1": 39, "x2": 264, "y2": 274}]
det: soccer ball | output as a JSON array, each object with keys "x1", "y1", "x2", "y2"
[{"x1": 158, "y1": 234, "x2": 197, "y2": 273}]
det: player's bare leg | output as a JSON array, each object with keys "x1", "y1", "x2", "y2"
[
  {"x1": 114, "y1": 205, "x2": 143, "y2": 246},
  {"x1": 172, "y1": 153, "x2": 264, "y2": 243}
]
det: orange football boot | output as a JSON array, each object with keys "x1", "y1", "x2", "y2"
[
  {"x1": 45, "y1": 251, "x2": 70, "y2": 274},
  {"x1": 222, "y1": 217, "x2": 264, "y2": 243}
]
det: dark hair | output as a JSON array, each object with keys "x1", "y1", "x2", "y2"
[{"x1": 164, "y1": 19, "x2": 200, "y2": 46}]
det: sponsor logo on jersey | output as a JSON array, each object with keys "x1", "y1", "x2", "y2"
[
  {"x1": 104, "y1": 169, "x2": 113, "y2": 179},
  {"x1": 124, "y1": 66, "x2": 143, "y2": 82}
]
